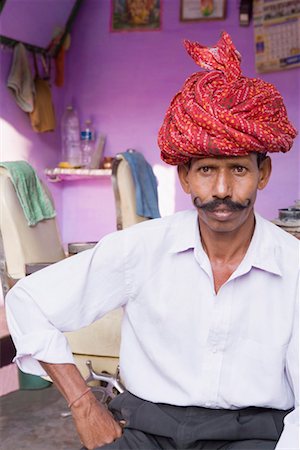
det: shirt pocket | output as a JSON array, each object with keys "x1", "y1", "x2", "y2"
[
  {"x1": 235, "y1": 337, "x2": 287, "y2": 367},
  {"x1": 226, "y1": 337, "x2": 288, "y2": 406}
]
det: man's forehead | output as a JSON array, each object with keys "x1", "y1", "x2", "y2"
[{"x1": 190, "y1": 154, "x2": 257, "y2": 164}]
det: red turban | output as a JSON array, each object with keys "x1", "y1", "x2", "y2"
[{"x1": 158, "y1": 32, "x2": 297, "y2": 165}]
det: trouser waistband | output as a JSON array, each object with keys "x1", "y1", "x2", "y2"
[{"x1": 108, "y1": 391, "x2": 291, "y2": 447}]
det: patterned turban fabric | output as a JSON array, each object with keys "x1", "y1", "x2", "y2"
[{"x1": 158, "y1": 32, "x2": 297, "y2": 165}]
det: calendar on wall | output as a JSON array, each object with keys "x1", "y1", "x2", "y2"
[{"x1": 253, "y1": 0, "x2": 300, "y2": 73}]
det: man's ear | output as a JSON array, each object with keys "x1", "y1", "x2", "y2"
[
  {"x1": 177, "y1": 164, "x2": 191, "y2": 194},
  {"x1": 258, "y1": 156, "x2": 272, "y2": 190}
]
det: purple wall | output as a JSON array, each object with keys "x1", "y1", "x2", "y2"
[{"x1": 1, "y1": 0, "x2": 299, "y2": 247}]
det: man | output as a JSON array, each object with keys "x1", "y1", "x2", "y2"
[{"x1": 6, "y1": 32, "x2": 299, "y2": 450}]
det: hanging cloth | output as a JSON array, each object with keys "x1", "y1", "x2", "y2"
[
  {"x1": 122, "y1": 150, "x2": 161, "y2": 219},
  {"x1": 7, "y1": 43, "x2": 35, "y2": 113},
  {"x1": 29, "y1": 53, "x2": 56, "y2": 132}
]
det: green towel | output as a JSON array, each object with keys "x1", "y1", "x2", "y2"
[{"x1": 0, "y1": 161, "x2": 56, "y2": 226}]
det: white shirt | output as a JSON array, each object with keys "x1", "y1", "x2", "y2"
[{"x1": 5, "y1": 210, "x2": 299, "y2": 449}]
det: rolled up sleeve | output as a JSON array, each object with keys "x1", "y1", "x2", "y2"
[{"x1": 5, "y1": 231, "x2": 128, "y2": 376}]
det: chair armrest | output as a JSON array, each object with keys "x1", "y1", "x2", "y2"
[
  {"x1": 68, "y1": 242, "x2": 97, "y2": 255},
  {"x1": 25, "y1": 263, "x2": 54, "y2": 275},
  {"x1": 4, "y1": 273, "x2": 20, "y2": 290},
  {"x1": 1, "y1": 263, "x2": 54, "y2": 298},
  {"x1": 25, "y1": 245, "x2": 97, "y2": 275}
]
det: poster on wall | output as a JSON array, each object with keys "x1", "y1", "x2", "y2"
[
  {"x1": 111, "y1": 0, "x2": 161, "y2": 32},
  {"x1": 253, "y1": 0, "x2": 300, "y2": 73},
  {"x1": 180, "y1": 0, "x2": 226, "y2": 21}
]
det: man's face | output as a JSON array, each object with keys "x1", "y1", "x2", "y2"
[{"x1": 178, "y1": 154, "x2": 271, "y2": 233}]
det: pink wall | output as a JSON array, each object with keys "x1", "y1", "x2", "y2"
[{"x1": 61, "y1": 0, "x2": 299, "y2": 244}]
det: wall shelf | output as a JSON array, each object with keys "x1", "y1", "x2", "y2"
[{"x1": 44, "y1": 167, "x2": 112, "y2": 182}]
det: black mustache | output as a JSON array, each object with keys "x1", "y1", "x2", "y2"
[{"x1": 194, "y1": 197, "x2": 251, "y2": 212}]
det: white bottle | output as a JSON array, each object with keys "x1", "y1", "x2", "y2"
[
  {"x1": 61, "y1": 106, "x2": 82, "y2": 167},
  {"x1": 80, "y1": 119, "x2": 95, "y2": 168}
]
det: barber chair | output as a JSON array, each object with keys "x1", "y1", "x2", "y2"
[
  {"x1": 0, "y1": 165, "x2": 123, "y2": 404},
  {"x1": 111, "y1": 150, "x2": 150, "y2": 230}
]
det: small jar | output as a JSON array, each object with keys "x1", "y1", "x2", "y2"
[{"x1": 102, "y1": 157, "x2": 114, "y2": 169}]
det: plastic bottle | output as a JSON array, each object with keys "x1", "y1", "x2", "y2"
[
  {"x1": 80, "y1": 119, "x2": 96, "y2": 168},
  {"x1": 60, "y1": 106, "x2": 82, "y2": 167}
]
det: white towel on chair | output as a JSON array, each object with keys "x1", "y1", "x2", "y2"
[{"x1": 7, "y1": 43, "x2": 35, "y2": 113}]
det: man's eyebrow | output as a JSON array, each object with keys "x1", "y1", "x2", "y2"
[{"x1": 195, "y1": 159, "x2": 252, "y2": 165}]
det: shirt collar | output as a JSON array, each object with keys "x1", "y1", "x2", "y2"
[
  {"x1": 168, "y1": 210, "x2": 198, "y2": 253},
  {"x1": 169, "y1": 209, "x2": 282, "y2": 277},
  {"x1": 245, "y1": 212, "x2": 282, "y2": 276}
]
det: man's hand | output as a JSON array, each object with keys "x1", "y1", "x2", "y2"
[
  {"x1": 71, "y1": 391, "x2": 123, "y2": 449},
  {"x1": 38, "y1": 362, "x2": 123, "y2": 449}
]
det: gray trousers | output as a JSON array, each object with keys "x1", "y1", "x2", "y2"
[{"x1": 91, "y1": 391, "x2": 290, "y2": 450}]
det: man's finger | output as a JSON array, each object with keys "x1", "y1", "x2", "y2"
[{"x1": 119, "y1": 419, "x2": 126, "y2": 428}]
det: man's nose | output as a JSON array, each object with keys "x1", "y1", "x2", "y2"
[{"x1": 212, "y1": 170, "x2": 232, "y2": 199}]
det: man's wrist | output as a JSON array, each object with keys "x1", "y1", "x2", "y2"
[
  {"x1": 70, "y1": 389, "x2": 99, "y2": 413},
  {"x1": 68, "y1": 387, "x2": 91, "y2": 408}
]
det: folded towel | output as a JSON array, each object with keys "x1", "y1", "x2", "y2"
[
  {"x1": 122, "y1": 150, "x2": 160, "y2": 219},
  {"x1": 7, "y1": 43, "x2": 35, "y2": 113},
  {"x1": 0, "y1": 161, "x2": 56, "y2": 226}
]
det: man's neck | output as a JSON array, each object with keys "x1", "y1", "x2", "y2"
[
  {"x1": 198, "y1": 211, "x2": 256, "y2": 294},
  {"x1": 199, "y1": 212, "x2": 255, "y2": 265}
]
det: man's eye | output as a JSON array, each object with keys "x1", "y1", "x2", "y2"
[
  {"x1": 233, "y1": 166, "x2": 247, "y2": 174},
  {"x1": 198, "y1": 166, "x2": 212, "y2": 173}
]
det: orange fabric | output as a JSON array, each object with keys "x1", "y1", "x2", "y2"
[
  {"x1": 55, "y1": 46, "x2": 65, "y2": 87},
  {"x1": 158, "y1": 32, "x2": 297, "y2": 165},
  {"x1": 29, "y1": 79, "x2": 56, "y2": 133}
]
